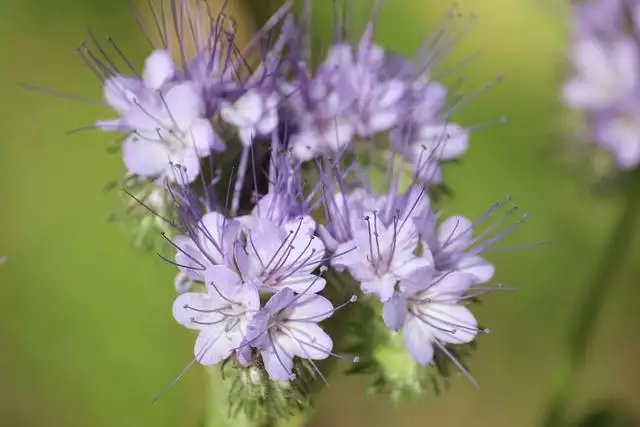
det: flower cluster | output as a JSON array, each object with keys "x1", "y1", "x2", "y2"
[
  {"x1": 563, "y1": 0, "x2": 640, "y2": 170},
  {"x1": 77, "y1": 0, "x2": 521, "y2": 420}
]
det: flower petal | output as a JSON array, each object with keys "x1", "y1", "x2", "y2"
[
  {"x1": 289, "y1": 294, "x2": 334, "y2": 323},
  {"x1": 194, "y1": 328, "x2": 234, "y2": 366},
  {"x1": 172, "y1": 292, "x2": 218, "y2": 329},
  {"x1": 383, "y1": 293, "x2": 407, "y2": 331},
  {"x1": 164, "y1": 82, "x2": 204, "y2": 127},
  {"x1": 122, "y1": 134, "x2": 170, "y2": 177},
  {"x1": 361, "y1": 275, "x2": 397, "y2": 302},
  {"x1": 437, "y1": 215, "x2": 473, "y2": 252},
  {"x1": 286, "y1": 323, "x2": 333, "y2": 360},
  {"x1": 456, "y1": 255, "x2": 495, "y2": 284},
  {"x1": 403, "y1": 315, "x2": 435, "y2": 365},
  {"x1": 425, "y1": 303, "x2": 478, "y2": 344},
  {"x1": 261, "y1": 346, "x2": 294, "y2": 381},
  {"x1": 143, "y1": 49, "x2": 175, "y2": 90}
]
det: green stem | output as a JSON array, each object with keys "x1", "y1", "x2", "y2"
[
  {"x1": 205, "y1": 367, "x2": 252, "y2": 427},
  {"x1": 541, "y1": 173, "x2": 640, "y2": 427},
  {"x1": 205, "y1": 366, "x2": 312, "y2": 427}
]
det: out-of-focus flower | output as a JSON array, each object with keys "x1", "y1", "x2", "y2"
[{"x1": 564, "y1": 0, "x2": 640, "y2": 170}]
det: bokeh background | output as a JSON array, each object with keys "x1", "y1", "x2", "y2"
[{"x1": 1, "y1": 0, "x2": 639, "y2": 426}]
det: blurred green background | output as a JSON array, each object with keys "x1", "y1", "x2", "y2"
[{"x1": 1, "y1": 0, "x2": 639, "y2": 426}]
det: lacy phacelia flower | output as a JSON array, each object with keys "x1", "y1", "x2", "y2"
[
  {"x1": 240, "y1": 218, "x2": 327, "y2": 294},
  {"x1": 420, "y1": 214, "x2": 495, "y2": 284},
  {"x1": 61, "y1": 0, "x2": 526, "y2": 420},
  {"x1": 241, "y1": 287, "x2": 334, "y2": 380},
  {"x1": 284, "y1": 15, "x2": 470, "y2": 167},
  {"x1": 220, "y1": 90, "x2": 279, "y2": 147},
  {"x1": 383, "y1": 268, "x2": 484, "y2": 373},
  {"x1": 329, "y1": 181, "x2": 433, "y2": 302},
  {"x1": 172, "y1": 211, "x2": 243, "y2": 291},
  {"x1": 564, "y1": 0, "x2": 640, "y2": 170},
  {"x1": 123, "y1": 81, "x2": 222, "y2": 183},
  {"x1": 173, "y1": 265, "x2": 260, "y2": 365}
]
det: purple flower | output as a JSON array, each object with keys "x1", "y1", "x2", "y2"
[
  {"x1": 593, "y1": 108, "x2": 640, "y2": 169},
  {"x1": 562, "y1": 37, "x2": 639, "y2": 111},
  {"x1": 404, "y1": 123, "x2": 469, "y2": 184},
  {"x1": 333, "y1": 207, "x2": 432, "y2": 302},
  {"x1": 220, "y1": 90, "x2": 279, "y2": 147},
  {"x1": 286, "y1": 24, "x2": 408, "y2": 161},
  {"x1": 242, "y1": 287, "x2": 334, "y2": 381},
  {"x1": 420, "y1": 214, "x2": 495, "y2": 284},
  {"x1": 572, "y1": 0, "x2": 623, "y2": 39},
  {"x1": 122, "y1": 81, "x2": 223, "y2": 183},
  {"x1": 238, "y1": 218, "x2": 327, "y2": 294},
  {"x1": 172, "y1": 265, "x2": 260, "y2": 366},
  {"x1": 383, "y1": 268, "x2": 481, "y2": 368},
  {"x1": 564, "y1": 0, "x2": 640, "y2": 170},
  {"x1": 172, "y1": 211, "x2": 243, "y2": 290}
]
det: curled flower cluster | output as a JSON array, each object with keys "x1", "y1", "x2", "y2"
[
  {"x1": 76, "y1": 0, "x2": 522, "y2": 419},
  {"x1": 563, "y1": 0, "x2": 640, "y2": 170}
]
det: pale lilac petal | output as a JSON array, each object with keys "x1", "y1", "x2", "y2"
[
  {"x1": 290, "y1": 131, "x2": 323, "y2": 161},
  {"x1": 174, "y1": 235, "x2": 206, "y2": 281},
  {"x1": 188, "y1": 118, "x2": 220, "y2": 155},
  {"x1": 195, "y1": 328, "x2": 234, "y2": 365},
  {"x1": 426, "y1": 303, "x2": 478, "y2": 344},
  {"x1": 265, "y1": 288, "x2": 296, "y2": 314},
  {"x1": 383, "y1": 293, "x2": 407, "y2": 331},
  {"x1": 220, "y1": 91, "x2": 264, "y2": 127},
  {"x1": 377, "y1": 79, "x2": 405, "y2": 107},
  {"x1": 456, "y1": 255, "x2": 495, "y2": 284},
  {"x1": 143, "y1": 49, "x2": 175, "y2": 90},
  {"x1": 437, "y1": 216, "x2": 473, "y2": 251},
  {"x1": 164, "y1": 82, "x2": 204, "y2": 127},
  {"x1": 611, "y1": 39, "x2": 638, "y2": 92},
  {"x1": 256, "y1": 107, "x2": 278, "y2": 135},
  {"x1": 174, "y1": 272, "x2": 193, "y2": 293},
  {"x1": 261, "y1": 347, "x2": 294, "y2": 380},
  {"x1": 361, "y1": 275, "x2": 397, "y2": 302},
  {"x1": 561, "y1": 79, "x2": 611, "y2": 109},
  {"x1": 104, "y1": 76, "x2": 142, "y2": 113},
  {"x1": 399, "y1": 266, "x2": 437, "y2": 294},
  {"x1": 393, "y1": 255, "x2": 433, "y2": 279},
  {"x1": 288, "y1": 294, "x2": 334, "y2": 323},
  {"x1": 204, "y1": 265, "x2": 242, "y2": 297},
  {"x1": 403, "y1": 315, "x2": 435, "y2": 365},
  {"x1": 365, "y1": 110, "x2": 398, "y2": 134},
  {"x1": 428, "y1": 271, "x2": 475, "y2": 296},
  {"x1": 163, "y1": 150, "x2": 200, "y2": 183},
  {"x1": 122, "y1": 134, "x2": 170, "y2": 177},
  {"x1": 322, "y1": 118, "x2": 355, "y2": 152},
  {"x1": 287, "y1": 323, "x2": 333, "y2": 360},
  {"x1": 279, "y1": 274, "x2": 327, "y2": 294},
  {"x1": 172, "y1": 292, "x2": 217, "y2": 329}
]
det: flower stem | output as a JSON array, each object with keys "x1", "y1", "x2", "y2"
[
  {"x1": 205, "y1": 366, "x2": 252, "y2": 427},
  {"x1": 205, "y1": 366, "x2": 311, "y2": 427},
  {"x1": 541, "y1": 172, "x2": 640, "y2": 427}
]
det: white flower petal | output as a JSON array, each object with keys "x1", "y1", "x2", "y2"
[
  {"x1": 286, "y1": 323, "x2": 333, "y2": 360},
  {"x1": 164, "y1": 82, "x2": 204, "y2": 127},
  {"x1": 437, "y1": 216, "x2": 473, "y2": 252},
  {"x1": 122, "y1": 134, "x2": 171, "y2": 177},
  {"x1": 288, "y1": 294, "x2": 334, "y2": 323},
  {"x1": 261, "y1": 347, "x2": 294, "y2": 381},
  {"x1": 403, "y1": 315, "x2": 435, "y2": 365},
  {"x1": 194, "y1": 328, "x2": 234, "y2": 366},
  {"x1": 456, "y1": 255, "x2": 495, "y2": 284},
  {"x1": 425, "y1": 303, "x2": 478, "y2": 344},
  {"x1": 143, "y1": 49, "x2": 175, "y2": 90}
]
